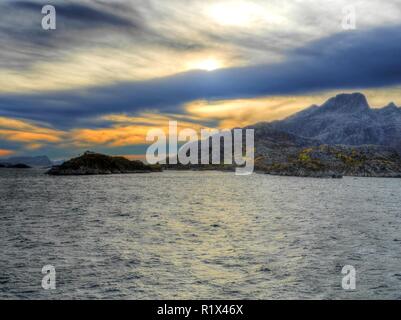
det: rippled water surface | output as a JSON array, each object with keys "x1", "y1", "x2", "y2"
[{"x1": 1, "y1": 169, "x2": 401, "y2": 299}]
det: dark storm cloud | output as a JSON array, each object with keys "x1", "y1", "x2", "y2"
[
  {"x1": 1, "y1": 25, "x2": 401, "y2": 128},
  {"x1": 13, "y1": 1, "x2": 139, "y2": 28}
]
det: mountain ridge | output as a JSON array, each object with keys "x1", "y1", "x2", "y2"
[
  {"x1": 263, "y1": 92, "x2": 401, "y2": 153},
  {"x1": 0, "y1": 155, "x2": 52, "y2": 167}
]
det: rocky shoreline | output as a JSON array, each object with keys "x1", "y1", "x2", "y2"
[
  {"x1": 160, "y1": 138, "x2": 401, "y2": 178},
  {"x1": 44, "y1": 143, "x2": 401, "y2": 179},
  {"x1": 254, "y1": 144, "x2": 401, "y2": 178}
]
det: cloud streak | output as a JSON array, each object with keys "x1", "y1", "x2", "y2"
[
  {"x1": 0, "y1": 116, "x2": 65, "y2": 152},
  {"x1": 3, "y1": 0, "x2": 401, "y2": 91},
  {"x1": 1, "y1": 25, "x2": 401, "y2": 128}
]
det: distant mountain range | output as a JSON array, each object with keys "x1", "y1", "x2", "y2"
[
  {"x1": 260, "y1": 92, "x2": 401, "y2": 153},
  {"x1": 0, "y1": 155, "x2": 52, "y2": 167}
]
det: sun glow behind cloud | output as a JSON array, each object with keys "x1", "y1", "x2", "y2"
[
  {"x1": 0, "y1": 48, "x2": 235, "y2": 93},
  {"x1": 1, "y1": 0, "x2": 401, "y2": 94},
  {"x1": 186, "y1": 58, "x2": 223, "y2": 71}
]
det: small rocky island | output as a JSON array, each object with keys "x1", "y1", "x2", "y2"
[
  {"x1": 0, "y1": 163, "x2": 31, "y2": 169},
  {"x1": 47, "y1": 151, "x2": 161, "y2": 175}
]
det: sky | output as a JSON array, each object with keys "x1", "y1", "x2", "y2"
[{"x1": 1, "y1": 0, "x2": 401, "y2": 159}]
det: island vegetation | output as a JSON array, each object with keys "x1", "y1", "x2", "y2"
[{"x1": 47, "y1": 151, "x2": 161, "y2": 175}]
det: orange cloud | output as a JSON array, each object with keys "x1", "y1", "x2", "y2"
[
  {"x1": 185, "y1": 88, "x2": 401, "y2": 129},
  {"x1": 70, "y1": 126, "x2": 148, "y2": 147},
  {"x1": 118, "y1": 154, "x2": 146, "y2": 161},
  {"x1": 70, "y1": 113, "x2": 209, "y2": 147},
  {"x1": 0, "y1": 116, "x2": 65, "y2": 147},
  {"x1": 0, "y1": 149, "x2": 15, "y2": 157},
  {"x1": 185, "y1": 95, "x2": 333, "y2": 128},
  {"x1": 66, "y1": 96, "x2": 332, "y2": 148},
  {"x1": 26, "y1": 143, "x2": 45, "y2": 150}
]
